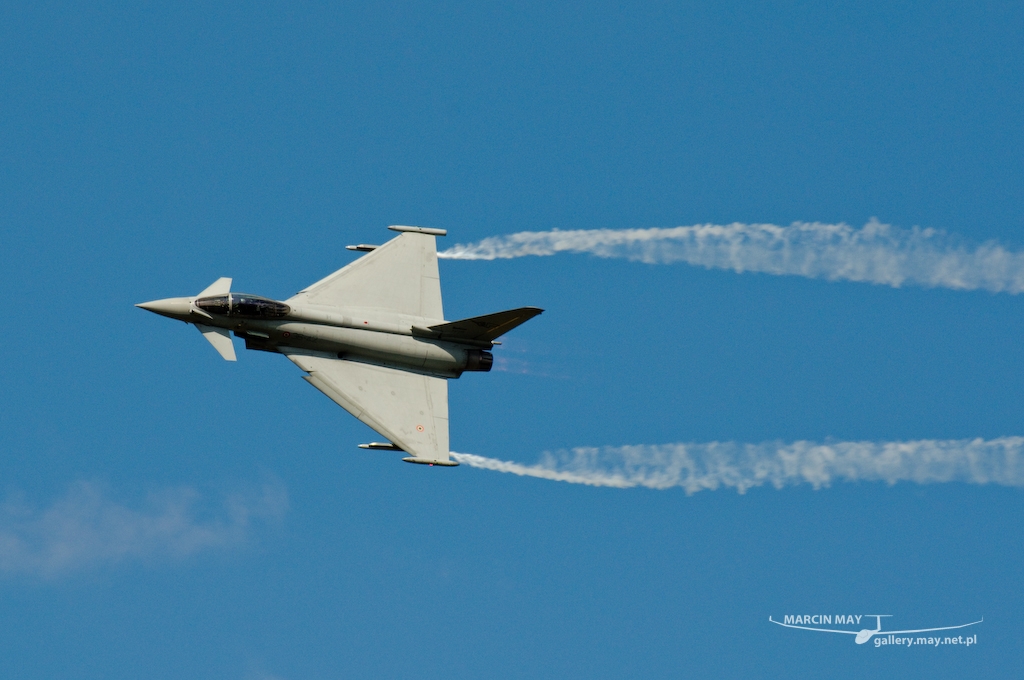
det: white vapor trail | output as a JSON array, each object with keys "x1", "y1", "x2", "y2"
[
  {"x1": 450, "y1": 437, "x2": 1024, "y2": 494},
  {"x1": 0, "y1": 481, "x2": 288, "y2": 577},
  {"x1": 439, "y1": 220, "x2": 1024, "y2": 293}
]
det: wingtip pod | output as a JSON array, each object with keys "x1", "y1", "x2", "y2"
[
  {"x1": 388, "y1": 225, "x2": 447, "y2": 236},
  {"x1": 402, "y1": 457, "x2": 459, "y2": 467}
]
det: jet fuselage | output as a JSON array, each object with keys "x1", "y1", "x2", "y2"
[
  {"x1": 136, "y1": 294, "x2": 492, "y2": 378},
  {"x1": 137, "y1": 226, "x2": 542, "y2": 466}
]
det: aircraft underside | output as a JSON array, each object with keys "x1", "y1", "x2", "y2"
[{"x1": 137, "y1": 225, "x2": 542, "y2": 466}]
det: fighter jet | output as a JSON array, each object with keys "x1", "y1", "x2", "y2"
[{"x1": 137, "y1": 225, "x2": 542, "y2": 467}]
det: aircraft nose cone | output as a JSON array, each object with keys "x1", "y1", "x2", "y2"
[{"x1": 136, "y1": 297, "x2": 193, "y2": 319}]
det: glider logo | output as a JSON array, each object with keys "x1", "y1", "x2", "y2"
[{"x1": 769, "y1": 614, "x2": 982, "y2": 646}]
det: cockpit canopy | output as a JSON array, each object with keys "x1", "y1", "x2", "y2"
[{"x1": 195, "y1": 294, "x2": 290, "y2": 318}]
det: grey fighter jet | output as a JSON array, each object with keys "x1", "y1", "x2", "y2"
[{"x1": 137, "y1": 225, "x2": 542, "y2": 467}]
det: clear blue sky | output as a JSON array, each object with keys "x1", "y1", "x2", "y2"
[{"x1": 1, "y1": 2, "x2": 1022, "y2": 678}]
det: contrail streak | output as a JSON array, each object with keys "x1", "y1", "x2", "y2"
[
  {"x1": 450, "y1": 437, "x2": 1024, "y2": 493},
  {"x1": 439, "y1": 220, "x2": 1024, "y2": 293}
]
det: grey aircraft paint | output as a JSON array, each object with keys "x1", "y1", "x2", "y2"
[{"x1": 137, "y1": 225, "x2": 542, "y2": 466}]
